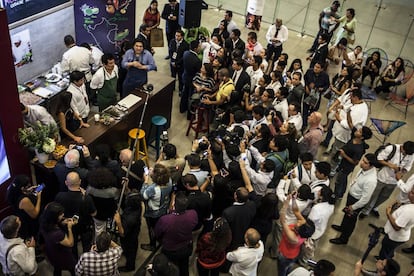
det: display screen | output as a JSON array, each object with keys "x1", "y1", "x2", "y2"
[
  {"x1": 2, "y1": 0, "x2": 71, "y2": 24},
  {"x1": 0, "y1": 122, "x2": 11, "y2": 185}
]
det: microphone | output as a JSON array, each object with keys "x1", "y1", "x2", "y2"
[{"x1": 142, "y1": 84, "x2": 154, "y2": 93}]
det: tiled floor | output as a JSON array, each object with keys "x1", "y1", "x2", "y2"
[{"x1": 37, "y1": 2, "x2": 414, "y2": 275}]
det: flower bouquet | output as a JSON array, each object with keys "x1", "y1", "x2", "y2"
[{"x1": 18, "y1": 122, "x2": 58, "y2": 163}]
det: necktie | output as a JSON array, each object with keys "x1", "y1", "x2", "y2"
[{"x1": 274, "y1": 28, "x2": 280, "y2": 39}]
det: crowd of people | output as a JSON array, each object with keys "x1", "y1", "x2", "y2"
[{"x1": 3, "y1": 0, "x2": 413, "y2": 275}]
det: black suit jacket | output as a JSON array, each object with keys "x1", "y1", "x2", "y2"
[
  {"x1": 182, "y1": 50, "x2": 202, "y2": 83},
  {"x1": 169, "y1": 39, "x2": 189, "y2": 70},
  {"x1": 310, "y1": 43, "x2": 328, "y2": 69},
  {"x1": 222, "y1": 201, "x2": 256, "y2": 250},
  {"x1": 161, "y1": 2, "x2": 180, "y2": 34},
  {"x1": 230, "y1": 68, "x2": 251, "y2": 92}
]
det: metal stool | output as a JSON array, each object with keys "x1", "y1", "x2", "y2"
[
  {"x1": 147, "y1": 115, "x2": 168, "y2": 159},
  {"x1": 186, "y1": 106, "x2": 210, "y2": 139},
  {"x1": 128, "y1": 128, "x2": 149, "y2": 166}
]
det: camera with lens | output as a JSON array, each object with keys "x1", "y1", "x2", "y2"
[{"x1": 242, "y1": 83, "x2": 251, "y2": 94}]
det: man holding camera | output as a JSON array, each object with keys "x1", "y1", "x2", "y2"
[
  {"x1": 75, "y1": 232, "x2": 122, "y2": 275},
  {"x1": 0, "y1": 215, "x2": 38, "y2": 276}
]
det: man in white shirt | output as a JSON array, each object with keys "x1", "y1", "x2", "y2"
[
  {"x1": 90, "y1": 53, "x2": 119, "y2": 111},
  {"x1": 67, "y1": 71, "x2": 91, "y2": 122},
  {"x1": 245, "y1": 56, "x2": 264, "y2": 92},
  {"x1": 226, "y1": 228, "x2": 264, "y2": 276},
  {"x1": 272, "y1": 87, "x2": 289, "y2": 122},
  {"x1": 219, "y1": 10, "x2": 238, "y2": 33},
  {"x1": 265, "y1": 18, "x2": 289, "y2": 62},
  {"x1": 286, "y1": 102, "x2": 303, "y2": 133},
  {"x1": 360, "y1": 141, "x2": 414, "y2": 218},
  {"x1": 378, "y1": 185, "x2": 414, "y2": 260},
  {"x1": 244, "y1": 32, "x2": 263, "y2": 60},
  {"x1": 330, "y1": 153, "x2": 378, "y2": 245},
  {"x1": 329, "y1": 89, "x2": 368, "y2": 172},
  {"x1": 61, "y1": 35, "x2": 94, "y2": 81},
  {"x1": 0, "y1": 215, "x2": 37, "y2": 276},
  {"x1": 277, "y1": 153, "x2": 318, "y2": 202},
  {"x1": 20, "y1": 103, "x2": 57, "y2": 129}
]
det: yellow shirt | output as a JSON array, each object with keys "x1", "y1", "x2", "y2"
[{"x1": 216, "y1": 79, "x2": 235, "y2": 102}]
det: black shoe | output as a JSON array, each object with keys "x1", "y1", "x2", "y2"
[
  {"x1": 164, "y1": 55, "x2": 170, "y2": 60},
  {"x1": 402, "y1": 246, "x2": 414, "y2": 254},
  {"x1": 140, "y1": 244, "x2": 156, "y2": 251},
  {"x1": 371, "y1": 210, "x2": 380, "y2": 218},
  {"x1": 329, "y1": 238, "x2": 347, "y2": 245},
  {"x1": 119, "y1": 266, "x2": 135, "y2": 272},
  {"x1": 359, "y1": 213, "x2": 368, "y2": 220},
  {"x1": 374, "y1": 255, "x2": 381, "y2": 261},
  {"x1": 331, "y1": 224, "x2": 342, "y2": 232}
]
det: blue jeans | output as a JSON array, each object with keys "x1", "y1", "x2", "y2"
[{"x1": 277, "y1": 254, "x2": 296, "y2": 276}]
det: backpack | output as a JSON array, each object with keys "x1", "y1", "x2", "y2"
[
  {"x1": 374, "y1": 143, "x2": 397, "y2": 168},
  {"x1": 266, "y1": 151, "x2": 296, "y2": 188}
]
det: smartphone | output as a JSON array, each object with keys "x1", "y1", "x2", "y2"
[
  {"x1": 72, "y1": 215, "x2": 79, "y2": 222},
  {"x1": 144, "y1": 166, "x2": 149, "y2": 175},
  {"x1": 75, "y1": 145, "x2": 83, "y2": 151},
  {"x1": 33, "y1": 183, "x2": 45, "y2": 195},
  {"x1": 220, "y1": 168, "x2": 229, "y2": 177}
]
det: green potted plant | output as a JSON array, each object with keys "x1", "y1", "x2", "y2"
[{"x1": 18, "y1": 122, "x2": 58, "y2": 164}]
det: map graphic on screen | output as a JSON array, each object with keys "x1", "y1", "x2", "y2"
[{"x1": 0, "y1": 123, "x2": 11, "y2": 185}]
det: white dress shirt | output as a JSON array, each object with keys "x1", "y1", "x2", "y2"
[
  {"x1": 349, "y1": 167, "x2": 377, "y2": 210},
  {"x1": 384, "y1": 203, "x2": 414, "y2": 242},
  {"x1": 308, "y1": 201, "x2": 334, "y2": 240},
  {"x1": 332, "y1": 101, "x2": 368, "y2": 143},
  {"x1": 67, "y1": 83, "x2": 90, "y2": 119},
  {"x1": 0, "y1": 234, "x2": 37, "y2": 276},
  {"x1": 25, "y1": 105, "x2": 57, "y2": 128},
  {"x1": 273, "y1": 98, "x2": 289, "y2": 121},
  {"x1": 227, "y1": 241, "x2": 264, "y2": 276},
  {"x1": 245, "y1": 66, "x2": 264, "y2": 92},
  {"x1": 287, "y1": 113, "x2": 303, "y2": 133},
  {"x1": 396, "y1": 174, "x2": 414, "y2": 203},
  {"x1": 265, "y1": 24, "x2": 289, "y2": 46},
  {"x1": 377, "y1": 144, "x2": 414, "y2": 185},
  {"x1": 90, "y1": 65, "x2": 119, "y2": 90},
  {"x1": 61, "y1": 45, "x2": 94, "y2": 80}
]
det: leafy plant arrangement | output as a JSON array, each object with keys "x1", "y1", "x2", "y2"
[{"x1": 18, "y1": 122, "x2": 58, "y2": 153}]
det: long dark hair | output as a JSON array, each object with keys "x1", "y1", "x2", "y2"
[
  {"x1": 393, "y1": 57, "x2": 405, "y2": 77},
  {"x1": 56, "y1": 91, "x2": 72, "y2": 115},
  {"x1": 7, "y1": 175, "x2": 30, "y2": 206},
  {"x1": 40, "y1": 202, "x2": 65, "y2": 233},
  {"x1": 208, "y1": 217, "x2": 231, "y2": 252},
  {"x1": 88, "y1": 167, "x2": 117, "y2": 189}
]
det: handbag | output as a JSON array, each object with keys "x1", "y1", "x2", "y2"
[
  {"x1": 323, "y1": 88, "x2": 332, "y2": 100},
  {"x1": 303, "y1": 89, "x2": 320, "y2": 108},
  {"x1": 150, "y1": 28, "x2": 164, "y2": 47}
]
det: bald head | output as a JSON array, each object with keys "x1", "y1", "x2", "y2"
[
  {"x1": 245, "y1": 228, "x2": 261, "y2": 248},
  {"x1": 308, "y1": 111, "x2": 322, "y2": 126},
  {"x1": 119, "y1": 149, "x2": 132, "y2": 166},
  {"x1": 65, "y1": 172, "x2": 81, "y2": 190}
]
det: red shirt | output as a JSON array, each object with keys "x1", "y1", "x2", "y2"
[{"x1": 279, "y1": 224, "x2": 305, "y2": 259}]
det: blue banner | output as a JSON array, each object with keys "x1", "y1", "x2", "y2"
[{"x1": 74, "y1": 0, "x2": 135, "y2": 54}]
